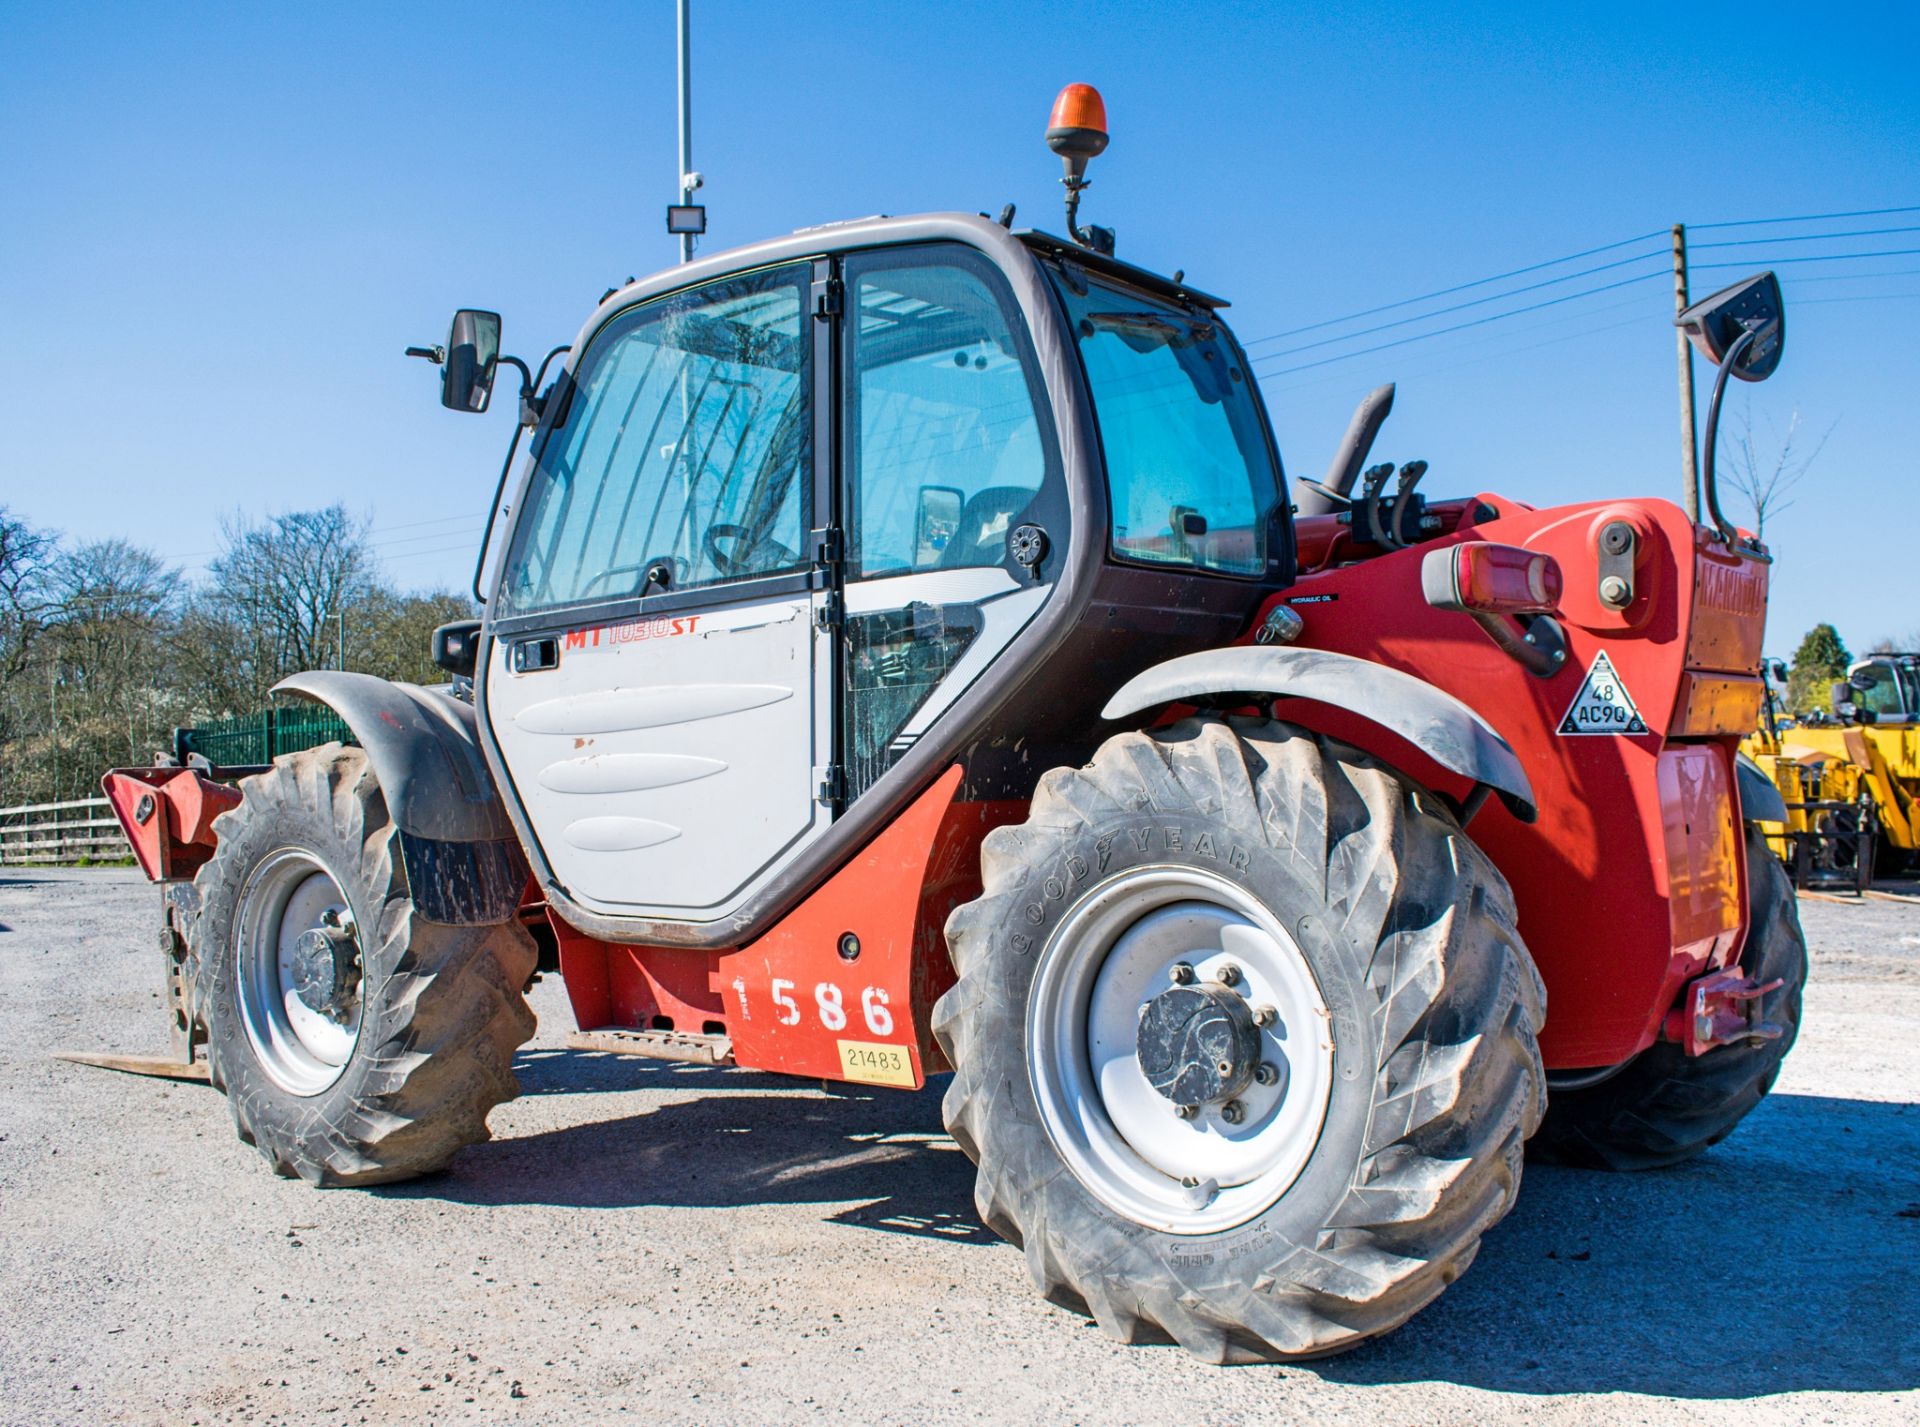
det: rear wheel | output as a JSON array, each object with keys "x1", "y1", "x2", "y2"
[
  {"x1": 1532, "y1": 824, "x2": 1806, "y2": 1170},
  {"x1": 189, "y1": 744, "x2": 538, "y2": 1186},
  {"x1": 935, "y1": 717, "x2": 1546, "y2": 1361}
]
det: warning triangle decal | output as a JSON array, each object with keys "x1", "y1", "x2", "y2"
[{"x1": 1557, "y1": 650, "x2": 1648, "y2": 736}]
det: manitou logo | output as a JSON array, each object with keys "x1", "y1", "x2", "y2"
[{"x1": 1696, "y1": 561, "x2": 1766, "y2": 619}]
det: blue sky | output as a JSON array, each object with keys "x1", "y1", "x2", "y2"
[{"x1": 3, "y1": 1, "x2": 1915, "y2": 657}]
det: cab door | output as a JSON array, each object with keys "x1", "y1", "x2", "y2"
[{"x1": 482, "y1": 261, "x2": 832, "y2": 923}]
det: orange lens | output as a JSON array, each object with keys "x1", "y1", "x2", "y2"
[{"x1": 1048, "y1": 83, "x2": 1108, "y2": 137}]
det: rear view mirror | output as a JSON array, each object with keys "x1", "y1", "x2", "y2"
[
  {"x1": 1678, "y1": 271, "x2": 1785, "y2": 550},
  {"x1": 1768, "y1": 658, "x2": 1789, "y2": 685},
  {"x1": 1677, "y1": 272, "x2": 1784, "y2": 383},
  {"x1": 432, "y1": 619, "x2": 481, "y2": 678},
  {"x1": 442, "y1": 309, "x2": 502, "y2": 413},
  {"x1": 914, "y1": 486, "x2": 963, "y2": 567},
  {"x1": 1831, "y1": 680, "x2": 1875, "y2": 725}
]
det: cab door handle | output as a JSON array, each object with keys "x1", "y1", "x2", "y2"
[{"x1": 510, "y1": 637, "x2": 559, "y2": 673}]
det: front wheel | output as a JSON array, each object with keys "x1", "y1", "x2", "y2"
[
  {"x1": 189, "y1": 744, "x2": 538, "y2": 1187},
  {"x1": 934, "y1": 717, "x2": 1547, "y2": 1361}
]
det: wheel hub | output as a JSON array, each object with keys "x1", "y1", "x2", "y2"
[
  {"x1": 290, "y1": 915, "x2": 361, "y2": 1024},
  {"x1": 1136, "y1": 979, "x2": 1260, "y2": 1107},
  {"x1": 1025, "y1": 868, "x2": 1338, "y2": 1235}
]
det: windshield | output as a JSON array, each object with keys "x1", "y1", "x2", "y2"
[
  {"x1": 1047, "y1": 264, "x2": 1282, "y2": 577},
  {"x1": 498, "y1": 263, "x2": 811, "y2": 615}
]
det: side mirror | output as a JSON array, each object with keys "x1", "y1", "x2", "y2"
[
  {"x1": 1768, "y1": 658, "x2": 1789, "y2": 685},
  {"x1": 442, "y1": 309, "x2": 502, "y2": 413},
  {"x1": 914, "y1": 485, "x2": 963, "y2": 567},
  {"x1": 432, "y1": 619, "x2": 482, "y2": 678},
  {"x1": 1830, "y1": 680, "x2": 1875, "y2": 725},
  {"x1": 1676, "y1": 271, "x2": 1784, "y2": 550},
  {"x1": 1677, "y1": 272, "x2": 1785, "y2": 383}
]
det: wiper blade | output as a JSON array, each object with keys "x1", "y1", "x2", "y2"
[{"x1": 1082, "y1": 310, "x2": 1216, "y2": 352}]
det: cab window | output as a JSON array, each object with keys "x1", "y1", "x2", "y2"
[
  {"x1": 846, "y1": 250, "x2": 1053, "y2": 578},
  {"x1": 500, "y1": 263, "x2": 810, "y2": 614},
  {"x1": 1049, "y1": 265, "x2": 1281, "y2": 578}
]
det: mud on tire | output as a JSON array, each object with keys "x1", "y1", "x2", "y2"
[
  {"x1": 188, "y1": 743, "x2": 538, "y2": 1187},
  {"x1": 934, "y1": 717, "x2": 1547, "y2": 1362},
  {"x1": 1531, "y1": 824, "x2": 1806, "y2": 1171}
]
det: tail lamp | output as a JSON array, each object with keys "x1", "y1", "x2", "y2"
[{"x1": 1422, "y1": 542, "x2": 1563, "y2": 615}]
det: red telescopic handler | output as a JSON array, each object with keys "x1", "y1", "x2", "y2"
[{"x1": 83, "y1": 85, "x2": 1801, "y2": 1361}]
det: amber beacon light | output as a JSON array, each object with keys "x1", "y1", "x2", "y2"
[{"x1": 1046, "y1": 83, "x2": 1110, "y2": 249}]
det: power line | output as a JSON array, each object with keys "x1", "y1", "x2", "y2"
[
  {"x1": 1253, "y1": 247, "x2": 1666, "y2": 362},
  {"x1": 1240, "y1": 228, "x2": 1666, "y2": 346},
  {"x1": 1242, "y1": 207, "x2": 1920, "y2": 361},
  {"x1": 1265, "y1": 310, "x2": 1655, "y2": 400},
  {"x1": 1793, "y1": 292, "x2": 1920, "y2": 306},
  {"x1": 1695, "y1": 246, "x2": 1920, "y2": 270},
  {"x1": 1692, "y1": 203, "x2": 1920, "y2": 231},
  {"x1": 1252, "y1": 245, "x2": 1920, "y2": 379},
  {"x1": 1692, "y1": 223, "x2": 1920, "y2": 250},
  {"x1": 1252, "y1": 271, "x2": 1667, "y2": 378}
]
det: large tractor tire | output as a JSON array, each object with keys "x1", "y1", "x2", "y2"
[
  {"x1": 1532, "y1": 824, "x2": 1806, "y2": 1171},
  {"x1": 188, "y1": 743, "x2": 538, "y2": 1187},
  {"x1": 934, "y1": 717, "x2": 1547, "y2": 1362}
]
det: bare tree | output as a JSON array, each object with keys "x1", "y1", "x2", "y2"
[
  {"x1": 0, "y1": 505, "x2": 56, "y2": 680},
  {"x1": 177, "y1": 505, "x2": 376, "y2": 714},
  {"x1": 46, "y1": 540, "x2": 185, "y2": 768},
  {"x1": 1721, "y1": 397, "x2": 1835, "y2": 541}
]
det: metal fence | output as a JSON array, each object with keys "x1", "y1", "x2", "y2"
[
  {"x1": 0, "y1": 797, "x2": 124, "y2": 865},
  {"x1": 176, "y1": 706, "x2": 355, "y2": 768}
]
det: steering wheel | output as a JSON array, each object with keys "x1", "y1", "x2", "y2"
[
  {"x1": 577, "y1": 556, "x2": 687, "y2": 599},
  {"x1": 704, "y1": 523, "x2": 799, "y2": 578}
]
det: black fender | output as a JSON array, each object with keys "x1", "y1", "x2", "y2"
[
  {"x1": 272, "y1": 672, "x2": 526, "y2": 924},
  {"x1": 1101, "y1": 646, "x2": 1537, "y2": 823},
  {"x1": 1735, "y1": 751, "x2": 1788, "y2": 826}
]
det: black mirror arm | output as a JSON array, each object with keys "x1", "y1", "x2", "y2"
[
  {"x1": 469, "y1": 345, "x2": 575, "y2": 606},
  {"x1": 1699, "y1": 325, "x2": 1759, "y2": 550}
]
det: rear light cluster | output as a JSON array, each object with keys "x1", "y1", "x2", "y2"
[{"x1": 1422, "y1": 542, "x2": 1563, "y2": 615}]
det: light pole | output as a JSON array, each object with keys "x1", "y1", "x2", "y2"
[{"x1": 677, "y1": 0, "x2": 695, "y2": 264}]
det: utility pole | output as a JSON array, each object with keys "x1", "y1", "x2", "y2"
[
  {"x1": 1673, "y1": 223, "x2": 1700, "y2": 523},
  {"x1": 676, "y1": 0, "x2": 695, "y2": 265}
]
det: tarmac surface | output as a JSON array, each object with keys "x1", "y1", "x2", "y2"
[{"x1": 1, "y1": 866, "x2": 1916, "y2": 1426}]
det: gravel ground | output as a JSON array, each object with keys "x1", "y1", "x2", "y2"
[{"x1": 1, "y1": 867, "x2": 1916, "y2": 1426}]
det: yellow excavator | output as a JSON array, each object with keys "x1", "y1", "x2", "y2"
[{"x1": 1743, "y1": 653, "x2": 1920, "y2": 887}]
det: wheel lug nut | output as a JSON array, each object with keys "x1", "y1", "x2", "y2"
[
  {"x1": 1254, "y1": 1062, "x2": 1279, "y2": 1086},
  {"x1": 1175, "y1": 1104, "x2": 1198, "y2": 1120},
  {"x1": 1170, "y1": 962, "x2": 1196, "y2": 985},
  {"x1": 1253, "y1": 1004, "x2": 1277, "y2": 1028},
  {"x1": 1220, "y1": 1100, "x2": 1246, "y2": 1125},
  {"x1": 1218, "y1": 964, "x2": 1242, "y2": 987}
]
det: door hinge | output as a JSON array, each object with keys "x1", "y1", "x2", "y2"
[
  {"x1": 814, "y1": 764, "x2": 845, "y2": 805},
  {"x1": 814, "y1": 589, "x2": 844, "y2": 631},
  {"x1": 812, "y1": 276, "x2": 844, "y2": 321}
]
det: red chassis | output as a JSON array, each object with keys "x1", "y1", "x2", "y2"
[{"x1": 105, "y1": 491, "x2": 1766, "y2": 1085}]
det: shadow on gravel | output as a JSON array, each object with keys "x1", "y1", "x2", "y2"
[
  {"x1": 417, "y1": 1062, "x2": 1920, "y2": 1396},
  {"x1": 385, "y1": 1053, "x2": 992, "y2": 1245},
  {"x1": 1316, "y1": 1092, "x2": 1920, "y2": 1398}
]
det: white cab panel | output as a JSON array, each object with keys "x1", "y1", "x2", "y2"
[{"x1": 485, "y1": 590, "x2": 829, "y2": 920}]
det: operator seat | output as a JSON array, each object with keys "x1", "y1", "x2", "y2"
[{"x1": 942, "y1": 485, "x2": 1036, "y2": 568}]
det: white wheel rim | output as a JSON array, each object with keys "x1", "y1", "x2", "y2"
[
  {"x1": 1026, "y1": 865, "x2": 1335, "y2": 1235},
  {"x1": 235, "y1": 848, "x2": 362, "y2": 1096}
]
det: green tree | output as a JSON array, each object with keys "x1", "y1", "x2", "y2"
[{"x1": 1787, "y1": 622, "x2": 1851, "y2": 715}]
